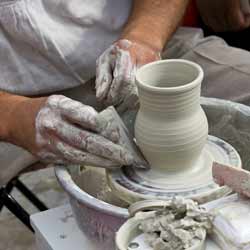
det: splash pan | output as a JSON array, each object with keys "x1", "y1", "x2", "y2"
[
  {"x1": 107, "y1": 135, "x2": 241, "y2": 204},
  {"x1": 55, "y1": 97, "x2": 250, "y2": 249}
]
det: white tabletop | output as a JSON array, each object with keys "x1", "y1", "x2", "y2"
[{"x1": 31, "y1": 205, "x2": 221, "y2": 250}]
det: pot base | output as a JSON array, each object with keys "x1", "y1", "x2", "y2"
[{"x1": 107, "y1": 136, "x2": 241, "y2": 204}]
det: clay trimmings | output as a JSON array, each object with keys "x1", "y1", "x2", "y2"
[{"x1": 138, "y1": 197, "x2": 213, "y2": 250}]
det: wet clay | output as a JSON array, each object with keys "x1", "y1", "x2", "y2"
[
  {"x1": 138, "y1": 197, "x2": 213, "y2": 250},
  {"x1": 73, "y1": 166, "x2": 129, "y2": 207}
]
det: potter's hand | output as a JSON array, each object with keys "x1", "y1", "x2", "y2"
[
  {"x1": 95, "y1": 39, "x2": 160, "y2": 112},
  {"x1": 196, "y1": 0, "x2": 250, "y2": 32},
  {"x1": 10, "y1": 95, "x2": 134, "y2": 169}
]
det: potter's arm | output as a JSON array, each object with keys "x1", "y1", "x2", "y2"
[
  {"x1": 0, "y1": 91, "x2": 30, "y2": 144},
  {"x1": 0, "y1": 90, "x2": 136, "y2": 169},
  {"x1": 121, "y1": 0, "x2": 190, "y2": 51},
  {"x1": 95, "y1": 0, "x2": 190, "y2": 111}
]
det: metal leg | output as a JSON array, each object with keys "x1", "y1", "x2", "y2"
[
  {"x1": 0, "y1": 180, "x2": 15, "y2": 212},
  {"x1": 13, "y1": 178, "x2": 48, "y2": 211},
  {"x1": 0, "y1": 188, "x2": 34, "y2": 232},
  {"x1": 0, "y1": 176, "x2": 48, "y2": 232}
]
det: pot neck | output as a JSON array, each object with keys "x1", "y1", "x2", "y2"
[{"x1": 138, "y1": 85, "x2": 201, "y2": 118}]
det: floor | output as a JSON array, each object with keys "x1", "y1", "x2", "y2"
[{"x1": 0, "y1": 167, "x2": 68, "y2": 250}]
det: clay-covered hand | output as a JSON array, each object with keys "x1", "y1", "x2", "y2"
[
  {"x1": 13, "y1": 95, "x2": 134, "y2": 168},
  {"x1": 95, "y1": 39, "x2": 160, "y2": 112},
  {"x1": 196, "y1": 0, "x2": 250, "y2": 32}
]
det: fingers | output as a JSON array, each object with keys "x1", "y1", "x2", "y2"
[
  {"x1": 96, "y1": 106, "x2": 121, "y2": 143},
  {"x1": 95, "y1": 41, "x2": 137, "y2": 109},
  {"x1": 46, "y1": 95, "x2": 120, "y2": 143},
  {"x1": 106, "y1": 50, "x2": 134, "y2": 106},
  {"x1": 95, "y1": 39, "x2": 160, "y2": 110},
  {"x1": 39, "y1": 135, "x2": 120, "y2": 168},
  {"x1": 37, "y1": 150, "x2": 66, "y2": 165},
  {"x1": 53, "y1": 139, "x2": 120, "y2": 169},
  {"x1": 116, "y1": 91, "x2": 139, "y2": 114},
  {"x1": 36, "y1": 95, "x2": 136, "y2": 168},
  {"x1": 46, "y1": 95, "x2": 119, "y2": 142},
  {"x1": 95, "y1": 46, "x2": 115, "y2": 101},
  {"x1": 46, "y1": 95, "x2": 98, "y2": 130},
  {"x1": 45, "y1": 119, "x2": 134, "y2": 166}
]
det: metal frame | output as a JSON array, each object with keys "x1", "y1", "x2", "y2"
[{"x1": 0, "y1": 177, "x2": 48, "y2": 232}]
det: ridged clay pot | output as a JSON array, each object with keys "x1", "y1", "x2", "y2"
[{"x1": 135, "y1": 59, "x2": 208, "y2": 172}]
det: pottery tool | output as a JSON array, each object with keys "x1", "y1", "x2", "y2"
[
  {"x1": 97, "y1": 106, "x2": 148, "y2": 169},
  {"x1": 106, "y1": 60, "x2": 242, "y2": 204},
  {"x1": 212, "y1": 162, "x2": 250, "y2": 198}
]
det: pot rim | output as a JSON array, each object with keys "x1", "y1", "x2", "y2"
[
  {"x1": 136, "y1": 59, "x2": 204, "y2": 93},
  {"x1": 54, "y1": 165, "x2": 129, "y2": 218}
]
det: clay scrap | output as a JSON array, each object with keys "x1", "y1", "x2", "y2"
[{"x1": 138, "y1": 197, "x2": 213, "y2": 250}]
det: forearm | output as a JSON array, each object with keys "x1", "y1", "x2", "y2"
[
  {"x1": 0, "y1": 91, "x2": 26, "y2": 141},
  {"x1": 0, "y1": 91, "x2": 45, "y2": 148},
  {"x1": 121, "y1": 0, "x2": 189, "y2": 51}
]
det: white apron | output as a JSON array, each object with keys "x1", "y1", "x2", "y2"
[
  {"x1": 0, "y1": 0, "x2": 132, "y2": 185},
  {"x1": 0, "y1": 0, "x2": 132, "y2": 95}
]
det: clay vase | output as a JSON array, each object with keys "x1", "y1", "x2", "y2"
[{"x1": 135, "y1": 59, "x2": 208, "y2": 172}]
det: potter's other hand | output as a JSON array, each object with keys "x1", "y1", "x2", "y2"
[
  {"x1": 196, "y1": 0, "x2": 250, "y2": 32},
  {"x1": 11, "y1": 95, "x2": 134, "y2": 169},
  {"x1": 95, "y1": 39, "x2": 160, "y2": 112}
]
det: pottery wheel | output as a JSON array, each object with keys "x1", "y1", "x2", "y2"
[{"x1": 107, "y1": 135, "x2": 241, "y2": 204}]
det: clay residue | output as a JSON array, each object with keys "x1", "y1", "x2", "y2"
[
  {"x1": 97, "y1": 106, "x2": 148, "y2": 169},
  {"x1": 73, "y1": 167, "x2": 129, "y2": 208},
  {"x1": 241, "y1": 178, "x2": 250, "y2": 196},
  {"x1": 138, "y1": 197, "x2": 213, "y2": 250},
  {"x1": 60, "y1": 210, "x2": 74, "y2": 223}
]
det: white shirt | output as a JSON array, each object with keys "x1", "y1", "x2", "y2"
[{"x1": 0, "y1": 0, "x2": 132, "y2": 95}]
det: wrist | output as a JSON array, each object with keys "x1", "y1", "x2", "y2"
[
  {"x1": 1, "y1": 95, "x2": 47, "y2": 150},
  {"x1": 121, "y1": 28, "x2": 165, "y2": 52},
  {"x1": 0, "y1": 94, "x2": 28, "y2": 142},
  {"x1": 120, "y1": 0, "x2": 189, "y2": 52}
]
